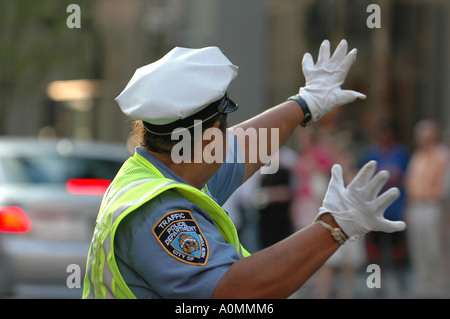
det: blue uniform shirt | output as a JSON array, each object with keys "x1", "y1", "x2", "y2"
[{"x1": 114, "y1": 133, "x2": 245, "y2": 298}]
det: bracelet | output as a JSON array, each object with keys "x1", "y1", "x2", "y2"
[
  {"x1": 287, "y1": 94, "x2": 313, "y2": 127},
  {"x1": 314, "y1": 219, "x2": 347, "y2": 245}
]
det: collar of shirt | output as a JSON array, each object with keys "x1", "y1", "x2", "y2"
[{"x1": 135, "y1": 145, "x2": 216, "y2": 199}]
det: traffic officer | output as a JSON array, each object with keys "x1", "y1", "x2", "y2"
[{"x1": 83, "y1": 40, "x2": 406, "y2": 299}]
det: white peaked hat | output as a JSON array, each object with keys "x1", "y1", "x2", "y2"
[{"x1": 115, "y1": 46, "x2": 239, "y2": 135}]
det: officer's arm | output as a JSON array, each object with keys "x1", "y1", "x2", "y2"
[
  {"x1": 230, "y1": 99, "x2": 302, "y2": 183},
  {"x1": 211, "y1": 213, "x2": 340, "y2": 299},
  {"x1": 212, "y1": 160, "x2": 405, "y2": 298},
  {"x1": 232, "y1": 40, "x2": 365, "y2": 184}
]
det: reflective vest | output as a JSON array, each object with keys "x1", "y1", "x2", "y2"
[{"x1": 82, "y1": 151, "x2": 250, "y2": 299}]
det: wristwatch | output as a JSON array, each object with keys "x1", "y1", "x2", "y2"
[
  {"x1": 288, "y1": 94, "x2": 313, "y2": 127},
  {"x1": 314, "y1": 219, "x2": 348, "y2": 245}
]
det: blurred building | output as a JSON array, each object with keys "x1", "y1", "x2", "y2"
[{"x1": 0, "y1": 0, "x2": 449, "y2": 148}]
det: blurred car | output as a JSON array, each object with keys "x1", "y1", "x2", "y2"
[{"x1": 0, "y1": 137, "x2": 131, "y2": 297}]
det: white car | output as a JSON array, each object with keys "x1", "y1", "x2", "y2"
[{"x1": 0, "y1": 138, "x2": 130, "y2": 297}]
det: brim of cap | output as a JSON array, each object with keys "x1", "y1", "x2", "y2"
[
  {"x1": 221, "y1": 96, "x2": 239, "y2": 114},
  {"x1": 142, "y1": 93, "x2": 238, "y2": 135}
]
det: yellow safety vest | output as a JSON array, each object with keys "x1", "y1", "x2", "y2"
[{"x1": 82, "y1": 151, "x2": 250, "y2": 299}]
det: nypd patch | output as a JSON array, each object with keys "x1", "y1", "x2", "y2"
[{"x1": 153, "y1": 210, "x2": 209, "y2": 265}]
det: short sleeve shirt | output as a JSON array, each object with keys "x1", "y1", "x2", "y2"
[{"x1": 114, "y1": 133, "x2": 245, "y2": 299}]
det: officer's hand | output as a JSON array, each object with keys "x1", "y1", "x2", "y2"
[
  {"x1": 316, "y1": 161, "x2": 406, "y2": 240},
  {"x1": 299, "y1": 39, "x2": 366, "y2": 122}
]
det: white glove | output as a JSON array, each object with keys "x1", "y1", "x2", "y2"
[
  {"x1": 299, "y1": 39, "x2": 366, "y2": 121},
  {"x1": 317, "y1": 161, "x2": 406, "y2": 240}
]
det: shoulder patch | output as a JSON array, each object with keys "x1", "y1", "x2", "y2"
[{"x1": 153, "y1": 210, "x2": 209, "y2": 265}]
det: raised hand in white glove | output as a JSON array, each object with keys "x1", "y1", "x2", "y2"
[
  {"x1": 316, "y1": 161, "x2": 406, "y2": 240},
  {"x1": 299, "y1": 39, "x2": 366, "y2": 122}
]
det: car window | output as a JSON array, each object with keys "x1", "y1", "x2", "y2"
[{"x1": 0, "y1": 155, "x2": 123, "y2": 184}]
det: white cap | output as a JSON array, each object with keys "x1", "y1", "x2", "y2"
[{"x1": 115, "y1": 46, "x2": 239, "y2": 126}]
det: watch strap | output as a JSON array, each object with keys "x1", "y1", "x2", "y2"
[
  {"x1": 288, "y1": 94, "x2": 312, "y2": 127},
  {"x1": 314, "y1": 219, "x2": 348, "y2": 245}
]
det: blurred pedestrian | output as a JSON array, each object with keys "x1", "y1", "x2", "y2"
[
  {"x1": 291, "y1": 127, "x2": 334, "y2": 231},
  {"x1": 361, "y1": 120, "x2": 410, "y2": 296},
  {"x1": 254, "y1": 146, "x2": 296, "y2": 248},
  {"x1": 443, "y1": 128, "x2": 450, "y2": 292},
  {"x1": 405, "y1": 119, "x2": 450, "y2": 298},
  {"x1": 313, "y1": 130, "x2": 366, "y2": 299},
  {"x1": 222, "y1": 172, "x2": 261, "y2": 253}
]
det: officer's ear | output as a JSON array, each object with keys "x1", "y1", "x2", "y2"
[
  {"x1": 203, "y1": 121, "x2": 222, "y2": 144},
  {"x1": 212, "y1": 120, "x2": 221, "y2": 129}
]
